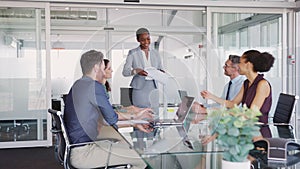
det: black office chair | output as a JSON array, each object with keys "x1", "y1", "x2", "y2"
[
  {"x1": 48, "y1": 109, "x2": 132, "y2": 169},
  {"x1": 120, "y1": 87, "x2": 133, "y2": 106},
  {"x1": 276, "y1": 125, "x2": 295, "y2": 139},
  {"x1": 272, "y1": 93, "x2": 299, "y2": 124},
  {"x1": 271, "y1": 93, "x2": 299, "y2": 138}
]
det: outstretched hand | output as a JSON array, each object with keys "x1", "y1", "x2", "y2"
[
  {"x1": 135, "y1": 124, "x2": 153, "y2": 133},
  {"x1": 135, "y1": 108, "x2": 154, "y2": 120},
  {"x1": 200, "y1": 90, "x2": 213, "y2": 100},
  {"x1": 201, "y1": 133, "x2": 218, "y2": 145},
  {"x1": 126, "y1": 105, "x2": 142, "y2": 113},
  {"x1": 192, "y1": 114, "x2": 207, "y2": 124},
  {"x1": 192, "y1": 102, "x2": 207, "y2": 114}
]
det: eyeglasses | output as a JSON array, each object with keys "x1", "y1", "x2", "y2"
[
  {"x1": 223, "y1": 64, "x2": 237, "y2": 68},
  {"x1": 223, "y1": 64, "x2": 232, "y2": 68}
]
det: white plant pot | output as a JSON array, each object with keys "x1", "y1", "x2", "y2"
[{"x1": 222, "y1": 159, "x2": 250, "y2": 169}]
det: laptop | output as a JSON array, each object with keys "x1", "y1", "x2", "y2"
[
  {"x1": 150, "y1": 96, "x2": 195, "y2": 127},
  {"x1": 178, "y1": 90, "x2": 188, "y2": 100}
]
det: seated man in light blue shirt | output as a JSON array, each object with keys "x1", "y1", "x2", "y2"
[
  {"x1": 219, "y1": 55, "x2": 245, "y2": 101},
  {"x1": 193, "y1": 55, "x2": 245, "y2": 114}
]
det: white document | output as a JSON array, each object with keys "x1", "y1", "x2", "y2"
[
  {"x1": 117, "y1": 120, "x2": 150, "y2": 125},
  {"x1": 145, "y1": 67, "x2": 168, "y2": 85}
]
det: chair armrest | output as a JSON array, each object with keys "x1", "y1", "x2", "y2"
[{"x1": 50, "y1": 129, "x2": 62, "y2": 133}]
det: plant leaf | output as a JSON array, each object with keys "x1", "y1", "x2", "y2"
[
  {"x1": 228, "y1": 128, "x2": 239, "y2": 136},
  {"x1": 209, "y1": 104, "x2": 262, "y2": 162}
]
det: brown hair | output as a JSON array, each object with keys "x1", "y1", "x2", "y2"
[
  {"x1": 80, "y1": 50, "x2": 103, "y2": 75},
  {"x1": 103, "y1": 59, "x2": 111, "y2": 92},
  {"x1": 242, "y1": 50, "x2": 275, "y2": 72}
]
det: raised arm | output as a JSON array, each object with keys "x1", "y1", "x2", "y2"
[
  {"x1": 116, "y1": 108, "x2": 154, "y2": 120},
  {"x1": 201, "y1": 86, "x2": 244, "y2": 108}
]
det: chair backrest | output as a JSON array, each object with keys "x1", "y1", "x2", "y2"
[
  {"x1": 48, "y1": 109, "x2": 71, "y2": 169},
  {"x1": 120, "y1": 87, "x2": 133, "y2": 106},
  {"x1": 48, "y1": 109, "x2": 131, "y2": 169},
  {"x1": 48, "y1": 109, "x2": 65, "y2": 165},
  {"x1": 273, "y1": 93, "x2": 299, "y2": 124}
]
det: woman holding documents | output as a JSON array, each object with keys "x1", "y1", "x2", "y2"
[{"x1": 122, "y1": 28, "x2": 164, "y2": 115}]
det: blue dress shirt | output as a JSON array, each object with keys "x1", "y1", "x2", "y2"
[
  {"x1": 64, "y1": 76, "x2": 118, "y2": 144},
  {"x1": 221, "y1": 75, "x2": 246, "y2": 100}
]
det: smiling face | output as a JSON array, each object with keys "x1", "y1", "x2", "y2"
[
  {"x1": 137, "y1": 32, "x2": 151, "y2": 50},
  {"x1": 104, "y1": 61, "x2": 113, "y2": 79}
]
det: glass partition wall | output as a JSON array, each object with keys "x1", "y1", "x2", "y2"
[
  {"x1": 0, "y1": 2, "x2": 51, "y2": 148},
  {"x1": 50, "y1": 6, "x2": 208, "y2": 110},
  {"x1": 51, "y1": 5, "x2": 293, "y2": 119},
  {"x1": 206, "y1": 7, "x2": 294, "y2": 118}
]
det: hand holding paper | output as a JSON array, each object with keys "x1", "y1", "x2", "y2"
[
  {"x1": 144, "y1": 67, "x2": 169, "y2": 85},
  {"x1": 135, "y1": 68, "x2": 148, "y2": 76}
]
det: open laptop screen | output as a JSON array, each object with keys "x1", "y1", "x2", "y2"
[
  {"x1": 176, "y1": 96, "x2": 194, "y2": 123},
  {"x1": 178, "y1": 90, "x2": 188, "y2": 100}
]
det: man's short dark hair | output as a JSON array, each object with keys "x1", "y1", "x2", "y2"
[
  {"x1": 80, "y1": 50, "x2": 104, "y2": 75},
  {"x1": 228, "y1": 55, "x2": 240, "y2": 65}
]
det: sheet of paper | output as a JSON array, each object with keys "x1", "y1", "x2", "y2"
[
  {"x1": 145, "y1": 67, "x2": 168, "y2": 85},
  {"x1": 117, "y1": 120, "x2": 150, "y2": 125}
]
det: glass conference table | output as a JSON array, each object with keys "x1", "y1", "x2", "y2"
[
  {"x1": 118, "y1": 121, "x2": 223, "y2": 169},
  {"x1": 116, "y1": 120, "x2": 300, "y2": 169}
]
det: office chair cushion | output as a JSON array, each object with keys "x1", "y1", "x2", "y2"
[
  {"x1": 273, "y1": 93, "x2": 296, "y2": 124},
  {"x1": 251, "y1": 138, "x2": 300, "y2": 167},
  {"x1": 276, "y1": 125, "x2": 294, "y2": 139}
]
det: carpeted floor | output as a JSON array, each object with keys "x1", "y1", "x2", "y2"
[{"x1": 0, "y1": 146, "x2": 63, "y2": 169}]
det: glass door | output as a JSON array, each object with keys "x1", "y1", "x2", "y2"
[{"x1": 0, "y1": 2, "x2": 51, "y2": 148}]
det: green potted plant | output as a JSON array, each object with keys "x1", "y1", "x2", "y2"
[{"x1": 208, "y1": 105, "x2": 262, "y2": 169}]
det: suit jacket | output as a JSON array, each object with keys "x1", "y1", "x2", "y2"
[{"x1": 122, "y1": 46, "x2": 163, "y2": 89}]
